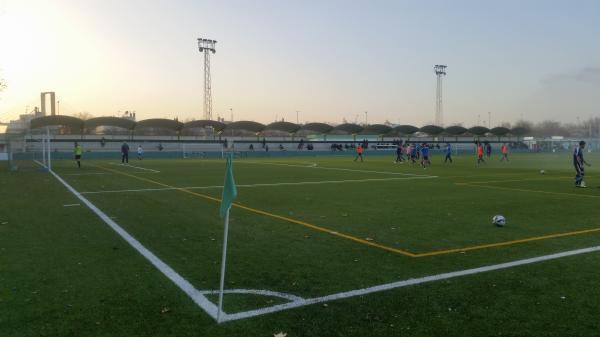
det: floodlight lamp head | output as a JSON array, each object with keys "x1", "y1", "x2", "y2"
[
  {"x1": 197, "y1": 37, "x2": 217, "y2": 53},
  {"x1": 434, "y1": 64, "x2": 447, "y2": 76}
]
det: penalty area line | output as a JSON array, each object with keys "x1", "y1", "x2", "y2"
[
  {"x1": 238, "y1": 160, "x2": 434, "y2": 177},
  {"x1": 221, "y1": 244, "x2": 600, "y2": 322},
  {"x1": 108, "y1": 162, "x2": 160, "y2": 173},
  {"x1": 79, "y1": 176, "x2": 437, "y2": 195}
]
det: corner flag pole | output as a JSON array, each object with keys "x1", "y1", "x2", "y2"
[
  {"x1": 217, "y1": 206, "x2": 230, "y2": 323},
  {"x1": 216, "y1": 153, "x2": 237, "y2": 323}
]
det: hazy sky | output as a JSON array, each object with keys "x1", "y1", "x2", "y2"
[{"x1": 0, "y1": 0, "x2": 599, "y2": 127}]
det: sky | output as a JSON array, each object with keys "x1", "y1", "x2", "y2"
[{"x1": 0, "y1": 0, "x2": 599, "y2": 128}]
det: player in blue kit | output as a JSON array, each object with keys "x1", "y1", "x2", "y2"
[{"x1": 444, "y1": 142, "x2": 453, "y2": 163}]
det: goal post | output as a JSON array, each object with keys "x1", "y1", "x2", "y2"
[{"x1": 46, "y1": 127, "x2": 52, "y2": 171}]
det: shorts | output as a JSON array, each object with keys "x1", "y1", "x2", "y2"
[
  {"x1": 423, "y1": 155, "x2": 429, "y2": 160},
  {"x1": 75, "y1": 155, "x2": 81, "y2": 160}
]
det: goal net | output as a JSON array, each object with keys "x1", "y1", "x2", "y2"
[
  {"x1": 181, "y1": 142, "x2": 225, "y2": 159},
  {"x1": 4, "y1": 134, "x2": 50, "y2": 171}
]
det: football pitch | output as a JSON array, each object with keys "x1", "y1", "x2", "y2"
[{"x1": 2, "y1": 152, "x2": 600, "y2": 336}]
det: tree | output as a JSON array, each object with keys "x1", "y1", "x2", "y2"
[
  {"x1": 513, "y1": 119, "x2": 533, "y2": 130},
  {"x1": 73, "y1": 111, "x2": 94, "y2": 120},
  {"x1": 579, "y1": 117, "x2": 600, "y2": 138},
  {"x1": 533, "y1": 120, "x2": 570, "y2": 137}
]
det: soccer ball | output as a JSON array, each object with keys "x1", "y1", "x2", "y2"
[
  {"x1": 540, "y1": 170, "x2": 546, "y2": 175},
  {"x1": 492, "y1": 215, "x2": 506, "y2": 227}
]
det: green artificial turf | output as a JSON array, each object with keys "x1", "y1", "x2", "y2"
[{"x1": 2, "y1": 151, "x2": 600, "y2": 336}]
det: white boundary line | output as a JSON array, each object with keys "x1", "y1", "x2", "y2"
[
  {"x1": 239, "y1": 161, "x2": 433, "y2": 177},
  {"x1": 108, "y1": 162, "x2": 160, "y2": 173},
  {"x1": 47, "y1": 169, "x2": 220, "y2": 320},
  {"x1": 200, "y1": 289, "x2": 304, "y2": 302},
  {"x1": 81, "y1": 187, "x2": 180, "y2": 194},
  {"x1": 221, "y1": 244, "x2": 600, "y2": 322},
  {"x1": 79, "y1": 176, "x2": 438, "y2": 195},
  {"x1": 63, "y1": 172, "x2": 111, "y2": 176}
]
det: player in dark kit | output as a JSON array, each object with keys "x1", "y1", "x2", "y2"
[
  {"x1": 395, "y1": 143, "x2": 404, "y2": 163},
  {"x1": 420, "y1": 143, "x2": 431, "y2": 168},
  {"x1": 573, "y1": 141, "x2": 591, "y2": 188},
  {"x1": 409, "y1": 144, "x2": 417, "y2": 164},
  {"x1": 121, "y1": 142, "x2": 130, "y2": 164}
]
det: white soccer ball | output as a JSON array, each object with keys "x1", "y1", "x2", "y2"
[
  {"x1": 540, "y1": 170, "x2": 546, "y2": 175},
  {"x1": 492, "y1": 215, "x2": 506, "y2": 227}
]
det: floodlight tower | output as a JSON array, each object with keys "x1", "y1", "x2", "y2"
[
  {"x1": 434, "y1": 65, "x2": 447, "y2": 126},
  {"x1": 197, "y1": 38, "x2": 217, "y2": 120}
]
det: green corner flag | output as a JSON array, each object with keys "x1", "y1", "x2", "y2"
[
  {"x1": 220, "y1": 154, "x2": 238, "y2": 218},
  {"x1": 217, "y1": 153, "x2": 238, "y2": 322}
]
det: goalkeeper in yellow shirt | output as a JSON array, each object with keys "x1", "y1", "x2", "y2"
[{"x1": 74, "y1": 142, "x2": 83, "y2": 168}]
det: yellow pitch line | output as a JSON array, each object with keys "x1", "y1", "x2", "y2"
[
  {"x1": 93, "y1": 164, "x2": 417, "y2": 258},
  {"x1": 86, "y1": 164, "x2": 600, "y2": 258},
  {"x1": 414, "y1": 227, "x2": 600, "y2": 257},
  {"x1": 455, "y1": 182, "x2": 600, "y2": 199}
]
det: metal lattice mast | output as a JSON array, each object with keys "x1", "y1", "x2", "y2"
[
  {"x1": 434, "y1": 65, "x2": 447, "y2": 126},
  {"x1": 197, "y1": 38, "x2": 217, "y2": 120}
]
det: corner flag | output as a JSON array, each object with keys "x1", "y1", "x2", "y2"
[
  {"x1": 220, "y1": 154, "x2": 237, "y2": 217},
  {"x1": 217, "y1": 153, "x2": 237, "y2": 323}
]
